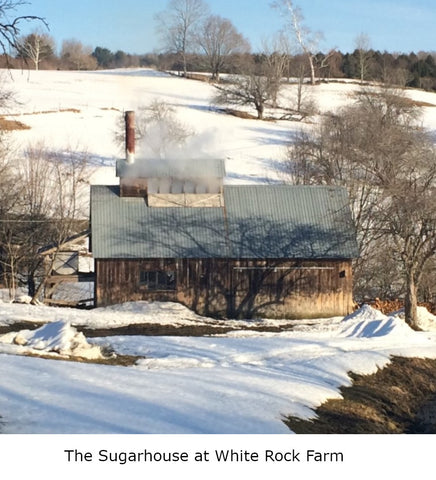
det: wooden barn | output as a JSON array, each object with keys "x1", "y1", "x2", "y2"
[{"x1": 90, "y1": 112, "x2": 359, "y2": 319}]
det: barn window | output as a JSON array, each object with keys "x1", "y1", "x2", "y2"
[{"x1": 139, "y1": 271, "x2": 176, "y2": 290}]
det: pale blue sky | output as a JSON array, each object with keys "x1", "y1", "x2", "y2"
[{"x1": 13, "y1": 0, "x2": 436, "y2": 54}]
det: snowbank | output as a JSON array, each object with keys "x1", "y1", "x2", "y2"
[
  {"x1": 0, "y1": 320, "x2": 105, "y2": 360},
  {"x1": 0, "y1": 302, "x2": 435, "y2": 434},
  {"x1": 339, "y1": 304, "x2": 414, "y2": 338},
  {"x1": 391, "y1": 306, "x2": 436, "y2": 332},
  {"x1": 416, "y1": 306, "x2": 436, "y2": 331}
]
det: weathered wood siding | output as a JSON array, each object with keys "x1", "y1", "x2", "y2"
[{"x1": 95, "y1": 258, "x2": 354, "y2": 319}]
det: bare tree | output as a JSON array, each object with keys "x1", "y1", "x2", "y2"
[
  {"x1": 22, "y1": 145, "x2": 89, "y2": 303},
  {"x1": 155, "y1": 0, "x2": 209, "y2": 76},
  {"x1": 197, "y1": 14, "x2": 250, "y2": 81},
  {"x1": 284, "y1": 87, "x2": 436, "y2": 328},
  {"x1": 61, "y1": 39, "x2": 97, "y2": 70},
  {"x1": 17, "y1": 30, "x2": 54, "y2": 70},
  {"x1": 272, "y1": 0, "x2": 322, "y2": 85},
  {"x1": 214, "y1": 74, "x2": 272, "y2": 119},
  {"x1": 0, "y1": 154, "x2": 25, "y2": 298},
  {"x1": 285, "y1": 110, "x2": 383, "y2": 261},
  {"x1": 0, "y1": 149, "x2": 49, "y2": 299},
  {"x1": 289, "y1": 57, "x2": 317, "y2": 117},
  {"x1": 261, "y1": 35, "x2": 289, "y2": 107},
  {"x1": 0, "y1": 92, "x2": 23, "y2": 297},
  {"x1": 116, "y1": 100, "x2": 194, "y2": 159},
  {"x1": 379, "y1": 138, "x2": 436, "y2": 329},
  {"x1": 0, "y1": 144, "x2": 89, "y2": 302},
  {"x1": 214, "y1": 53, "x2": 279, "y2": 120},
  {"x1": 354, "y1": 33, "x2": 373, "y2": 83},
  {"x1": 419, "y1": 257, "x2": 436, "y2": 305}
]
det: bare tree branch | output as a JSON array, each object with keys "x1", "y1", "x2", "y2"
[
  {"x1": 0, "y1": 1, "x2": 47, "y2": 60},
  {"x1": 272, "y1": 0, "x2": 323, "y2": 85}
]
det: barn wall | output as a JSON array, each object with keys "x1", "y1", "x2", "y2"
[{"x1": 95, "y1": 258, "x2": 354, "y2": 319}]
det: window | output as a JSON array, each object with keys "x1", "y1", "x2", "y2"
[{"x1": 139, "y1": 271, "x2": 176, "y2": 291}]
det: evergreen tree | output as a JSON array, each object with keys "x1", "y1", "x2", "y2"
[{"x1": 92, "y1": 46, "x2": 114, "y2": 68}]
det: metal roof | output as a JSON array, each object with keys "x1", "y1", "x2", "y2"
[
  {"x1": 90, "y1": 185, "x2": 359, "y2": 260},
  {"x1": 116, "y1": 158, "x2": 225, "y2": 179}
]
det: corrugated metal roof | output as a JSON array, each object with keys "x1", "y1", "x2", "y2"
[
  {"x1": 116, "y1": 158, "x2": 225, "y2": 179},
  {"x1": 224, "y1": 186, "x2": 357, "y2": 259},
  {"x1": 90, "y1": 185, "x2": 358, "y2": 259}
]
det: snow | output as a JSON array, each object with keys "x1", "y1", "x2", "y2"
[
  {"x1": 0, "y1": 296, "x2": 297, "y2": 329},
  {"x1": 0, "y1": 320, "x2": 105, "y2": 360},
  {"x1": 4, "y1": 68, "x2": 433, "y2": 189},
  {"x1": 0, "y1": 68, "x2": 435, "y2": 435},
  {"x1": 0, "y1": 302, "x2": 435, "y2": 434},
  {"x1": 338, "y1": 304, "x2": 414, "y2": 337},
  {"x1": 416, "y1": 306, "x2": 436, "y2": 331},
  {"x1": 393, "y1": 305, "x2": 436, "y2": 332}
]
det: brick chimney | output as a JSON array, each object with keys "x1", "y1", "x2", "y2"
[{"x1": 125, "y1": 110, "x2": 135, "y2": 164}]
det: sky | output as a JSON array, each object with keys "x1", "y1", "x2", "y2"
[{"x1": 11, "y1": 0, "x2": 436, "y2": 55}]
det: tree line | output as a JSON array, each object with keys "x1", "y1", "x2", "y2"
[
  {"x1": 2, "y1": 34, "x2": 150, "y2": 71},
  {"x1": 8, "y1": 36, "x2": 436, "y2": 93},
  {"x1": 5, "y1": 0, "x2": 435, "y2": 93}
]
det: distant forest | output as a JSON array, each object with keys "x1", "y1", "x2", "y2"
[
  {"x1": 160, "y1": 49, "x2": 436, "y2": 91},
  {"x1": 3, "y1": 46, "x2": 436, "y2": 92}
]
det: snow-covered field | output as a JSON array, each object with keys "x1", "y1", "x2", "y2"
[
  {"x1": 4, "y1": 68, "x2": 435, "y2": 188},
  {"x1": 0, "y1": 301, "x2": 435, "y2": 434},
  {"x1": 0, "y1": 68, "x2": 436, "y2": 436},
  {"x1": 1, "y1": 68, "x2": 293, "y2": 186}
]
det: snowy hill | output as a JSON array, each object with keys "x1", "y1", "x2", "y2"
[
  {"x1": 0, "y1": 68, "x2": 436, "y2": 436},
  {"x1": 3, "y1": 68, "x2": 436, "y2": 190}
]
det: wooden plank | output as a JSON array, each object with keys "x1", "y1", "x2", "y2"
[
  {"x1": 43, "y1": 299, "x2": 81, "y2": 307},
  {"x1": 43, "y1": 298, "x2": 94, "y2": 307},
  {"x1": 47, "y1": 273, "x2": 95, "y2": 284}
]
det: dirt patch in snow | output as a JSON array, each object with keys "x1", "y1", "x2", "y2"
[
  {"x1": 81, "y1": 322, "x2": 296, "y2": 337},
  {"x1": 0, "y1": 321, "x2": 298, "y2": 337},
  {"x1": 20, "y1": 349, "x2": 141, "y2": 366},
  {"x1": 9, "y1": 108, "x2": 81, "y2": 116},
  {"x1": 0, "y1": 116, "x2": 30, "y2": 130},
  {"x1": 284, "y1": 356, "x2": 436, "y2": 434},
  {"x1": 0, "y1": 321, "x2": 42, "y2": 334}
]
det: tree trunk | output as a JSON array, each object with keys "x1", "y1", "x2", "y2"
[
  {"x1": 28, "y1": 275, "x2": 36, "y2": 298},
  {"x1": 308, "y1": 54, "x2": 316, "y2": 85},
  {"x1": 211, "y1": 67, "x2": 219, "y2": 82},
  {"x1": 297, "y1": 72, "x2": 303, "y2": 112},
  {"x1": 404, "y1": 270, "x2": 419, "y2": 330},
  {"x1": 256, "y1": 102, "x2": 264, "y2": 119},
  {"x1": 31, "y1": 252, "x2": 56, "y2": 304},
  {"x1": 182, "y1": 52, "x2": 187, "y2": 77},
  {"x1": 8, "y1": 261, "x2": 16, "y2": 301}
]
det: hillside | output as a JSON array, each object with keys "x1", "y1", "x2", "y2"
[
  {"x1": 0, "y1": 69, "x2": 436, "y2": 437},
  {"x1": 2, "y1": 68, "x2": 436, "y2": 192}
]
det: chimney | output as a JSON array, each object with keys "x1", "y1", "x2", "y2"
[{"x1": 125, "y1": 110, "x2": 135, "y2": 164}]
